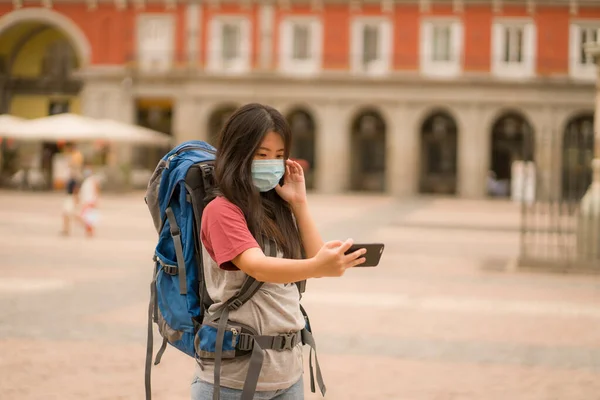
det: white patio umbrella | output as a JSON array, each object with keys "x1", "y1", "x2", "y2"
[
  {"x1": 97, "y1": 119, "x2": 172, "y2": 146},
  {"x1": 0, "y1": 113, "x2": 172, "y2": 147},
  {"x1": 0, "y1": 114, "x2": 26, "y2": 137},
  {"x1": 0, "y1": 113, "x2": 99, "y2": 141}
]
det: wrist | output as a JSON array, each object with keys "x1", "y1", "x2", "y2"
[
  {"x1": 290, "y1": 200, "x2": 308, "y2": 214},
  {"x1": 305, "y1": 256, "x2": 322, "y2": 279}
]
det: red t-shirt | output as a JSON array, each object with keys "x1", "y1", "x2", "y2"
[{"x1": 201, "y1": 196, "x2": 260, "y2": 271}]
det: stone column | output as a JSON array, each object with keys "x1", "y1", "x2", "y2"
[
  {"x1": 388, "y1": 103, "x2": 419, "y2": 197},
  {"x1": 195, "y1": 100, "x2": 216, "y2": 143},
  {"x1": 104, "y1": 83, "x2": 134, "y2": 191},
  {"x1": 315, "y1": 102, "x2": 348, "y2": 193},
  {"x1": 458, "y1": 105, "x2": 488, "y2": 198},
  {"x1": 258, "y1": 2, "x2": 275, "y2": 70},
  {"x1": 186, "y1": 2, "x2": 201, "y2": 67},
  {"x1": 173, "y1": 96, "x2": 199, "y2": 144},
  {"x1": 80, "y1": 84, "x2": 106, "y2": 118}
]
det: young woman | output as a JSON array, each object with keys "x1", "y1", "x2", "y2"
[{"x1": 192, "y1": 103, "x2": 366, "y2": 400}]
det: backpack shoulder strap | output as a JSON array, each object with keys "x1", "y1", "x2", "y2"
[
  {"x1": 207, "y1": 240, "x2": 281, "y2": 400},
  {"x1": 184, "y1": 162, "x2": 213, "y2": 313},
  {"x1": 204, "y1": 238, "x2": 277, "y2": 324},
  {"x1": 165, "y1": 206, "x2": 187, "y2": 295},
  {"x1": 295, "y1": 280, "x2": 306, "y2": 298},
  {"x1": 300, "y1": 304, "x2": 326, "y2": 396}
]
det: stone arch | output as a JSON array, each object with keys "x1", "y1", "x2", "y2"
[
  {"x1": 413, "y1": 105, "x2": 464, "y2": 138},
  {"x1": 562, "y1": 112, "x2": 595, "y2": 200},
  {"x1": 349, "y1": 107, "x2": 387, "y2": 192},
  {"x1": 285, "y1": 107, "x2": 317, "y2": 189},
  {"x1": 206, "y1": 103, "x2": 240, "y2": 146},
  {"x1": 0, "y1": 8, "x2": 91, "y2": 65},
  {"x1": 280, "y1": 102, "x2": 322, "y2": 129},
  {"x1": 418, "y1": 109, "x2": 459, "y2": 195},
  {"x1": 558, "y1": 108, "x2": 595, "y2": 134},
  {"x1": 489, "y1": 110, "x2": 535, "y2": 197}
]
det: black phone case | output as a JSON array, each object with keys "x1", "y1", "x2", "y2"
[{"x1": 345, "y1": 243, "x2": 385, "y2": 267}]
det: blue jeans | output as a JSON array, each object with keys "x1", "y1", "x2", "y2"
[{"x1": 191, "y1": 376, "x2": 304, "y2": 400}]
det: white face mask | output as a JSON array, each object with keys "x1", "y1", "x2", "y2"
[{"x1": 251, "y1": 159, "x2": 285, "y2": 192}]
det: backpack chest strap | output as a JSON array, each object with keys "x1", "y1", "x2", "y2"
[{"x1": 236, "y1": 330, "x2": 302, "y2": 352}]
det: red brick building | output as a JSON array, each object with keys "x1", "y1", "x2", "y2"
[{"x1": 0, "y1": 0, "x2": 597, "y2": 197}]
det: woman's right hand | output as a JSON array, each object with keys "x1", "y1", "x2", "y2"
[{"x1": 312, "y1": 239, "x2": 366, "y2": 278}]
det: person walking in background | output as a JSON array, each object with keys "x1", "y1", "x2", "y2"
[
  {"x1": 60, "y1": 142, "x2": 84, "y2": 236},
  {"x1": 78, "y1": 165, "x2": 101, "y2": 238}
]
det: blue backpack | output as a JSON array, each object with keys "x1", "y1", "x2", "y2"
[{"x1": 144, "y1": 140, "x2": 326, "y2": 400}]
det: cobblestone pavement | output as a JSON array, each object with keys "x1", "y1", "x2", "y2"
[{"x1": 0, "y1": 191, "x2": 599, "y2": 400}]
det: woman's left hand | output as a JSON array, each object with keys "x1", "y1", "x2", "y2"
[{"x1": 275, "y1": 159, "x2": 307, "y2": 207}]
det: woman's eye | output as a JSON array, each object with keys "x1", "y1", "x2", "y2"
[
  {"x1": 256, "y1": 153, "x2": 267, "y2": 158},
  {"x1": 276, "y1": 155, "x2": 284, "y2": 159}
]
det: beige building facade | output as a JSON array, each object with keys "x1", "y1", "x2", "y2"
[
  {"x1": 78, "y1": 70, "x2": 595, "y2": 198},
  {"x1": 0, "y1": 3, "x2": 597, "y2": 198}
]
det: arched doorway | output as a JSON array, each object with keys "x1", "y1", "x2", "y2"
[
  {"x1": 350, "y1": 109, "x2": 386, "y2": 192},
  {"x1": 489, "y1": 113, "x2": 535, "y2": 198},
  {"x1": 419, "y1": 112, "x2": 458, "y2": 195},
  {"x1": 207, "y1": 104, "x2": 238, "y2": 147},
  {"x1": 286, "y1": 108, "x2": 316, "y2": 189},
  {"x1": 562, "y1": 113, "x2": 594, "y2": 201},
  {"x1": 0, "y1": 19, "x2": 83, "y2": 188}
]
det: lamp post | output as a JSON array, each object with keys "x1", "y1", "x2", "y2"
[
  {"x1": 577, "y1": 38, "x2": 600, "y2": 261},
  {"x1": 585, "y1": 38, "x2": 600, "y2": 189}
]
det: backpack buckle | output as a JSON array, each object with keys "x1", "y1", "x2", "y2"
[
  {"x1": 277, "y1": 333, "x2": 298, "y2": 351},
  {"x1": 228, "y1": 299, "x2": 244, "y2": 311},
  {"x1": 162, "y1": 265, "x2": 178, "y2": 275},
  {"x1": 237, "y1": 334, "x2": 254, "y2": 351}
]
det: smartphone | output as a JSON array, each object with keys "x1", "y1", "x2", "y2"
[{"x1": 344, "y1": 243, "x2": 385, "y2": 267}]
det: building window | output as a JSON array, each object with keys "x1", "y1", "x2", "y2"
[
  {"x1": 208, "y1": 17, "x2": 250, "y2": 73},
  {"x1": 420, "y1": 19, "x2": 463, "y2": 77},
  {"x1": 432, "y1": 25, "x2": 451, "y2": 61},
  {"x1": 362, "y1": 25, "x2": 379, "y2": 66},
  {"x1": 502, "y1": 26, "x2": 524, "y2": 63},
  {"x1": 492, "y1": 20, "x2": 535, "y2": 79},
  {"x1": 136, "y1": 15, "x2": 175, "y2": 73},
  {"x1": 570, "y1": 23, "x2": 599, "y2": 80},
  {"x1": 292, "y1": 24, "x2": 310, "y2": 60},
  {"x1": 351, "y1": 18, "x2": 392, "y2": 76},
  {"x1": 279, "y1": 18, "x2": 322, "y2": 75},
  {"x1": 222, "y1": 22, "x2": 241, "y2": 62}
]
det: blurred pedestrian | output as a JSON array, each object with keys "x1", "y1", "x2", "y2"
[
  {"x1": 60, "y1": 142, "x2": 84, "y2": 236},
  {"x1": 78, "y1": 165, "x2": 101, "y2": 238}
]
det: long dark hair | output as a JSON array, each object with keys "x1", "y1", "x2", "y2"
[{"x1": 214, "y1": 103, "x2": 303, "y2": 259}]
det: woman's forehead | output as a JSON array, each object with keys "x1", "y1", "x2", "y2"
[{"x1": 259, "y1": 131, "x2": 285, "y2": 150}]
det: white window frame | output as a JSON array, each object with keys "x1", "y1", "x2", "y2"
[
  {"x1": 350, "y1": 17, "x2": 392, "y2": 76},
  {"x1": 420, "y1": 18, "x2": 463, "y2": 78},
  {"x1": 569, "y1": 21, "x2": 599, "y2": 81},
  {"x1": 279, "y1": 16, "x2": 322, "y2": 75},
  {"x1": 208, "y1": 16, "x2": 251, "y2": 74},
  {"x1": 136, "y1": 14, "x2": 175, "y2": 73},
  {"x1": 491, "y1": 19, "x2": 536, "y2": 79}
]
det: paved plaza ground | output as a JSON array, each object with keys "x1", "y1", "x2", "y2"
[{"x1": 0, "y1": 190, "x2": 599, "y2": 400}]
